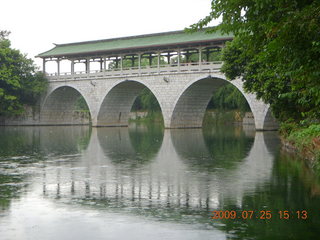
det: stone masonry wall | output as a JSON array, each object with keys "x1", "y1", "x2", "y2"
[{"x1": 7, "y1": 71, "x2": 277, "y2": 130}]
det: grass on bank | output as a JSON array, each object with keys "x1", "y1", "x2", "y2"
[
  {"x1": 280, "y1": 122, "x2": 320, "y2": 172},
  {"x1": 129, "y1": 111, "x2": 164, "y2": 124}
]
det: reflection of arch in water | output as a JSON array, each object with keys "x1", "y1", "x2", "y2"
[
  {"x1": 39, "y1": 126, "x2": 91, "y2": 155},
  {"x1": 41, "y1": 128, "x2": 278, "y2": 217},
  {"x1": 169, "y1": 128, "x2": 209, "y2": 165},
  {"x1": 129, "y1": 124, "x2": 164, "y2": 160},
  {"x1": 203, "y1": 126, "x2": 255, "y2": 169},
  {"x1": 170, "y1": 127, "x2": 277, "y2": 205},
  {"x1": 97, "y1": 125, "x2": 163, "y2": 165},
  {"x1": 171, "y1": 126, "x2": 254, "y2": 170},
  {"x1": 263, "y1": 131, "x2": 281, "y2": 155},
  {"x1": 213, "y1": 131, "x2": 278, "y2": 204}
]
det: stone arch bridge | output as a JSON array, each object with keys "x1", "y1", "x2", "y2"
[{"x1": 37, "y1": 30, "x2": 277, "y2": 130}]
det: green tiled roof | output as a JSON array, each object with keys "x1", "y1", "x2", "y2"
[{"x1": 37, "y1": 30, "x2": 233, "y2": 58}]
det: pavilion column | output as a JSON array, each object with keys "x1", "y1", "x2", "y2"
[
  {"x1": 115, "y1": 57, "x2": 119, "y2": 69},
  {"x1": 199, "y1": 47, "x2": 202, "y2": 70},
  {"x1": 186, "y1": 50, "x2": 190, "y2": 63},
  {"x1": 120, "y1": 56, "x2": 123, "y2": 75},
  {"x1": 177, "y1": 49, "x2": 181, "y2": 71},
  {"x1": 138, "y1": 53, "x2": 141, "y2": 75},
  {"x1": 157, "y1": 52, "x2": 160, "y2": 74},
  {"x1": 42, "y1": 58, "x2": 46, "y2": 74},
  {"x1": 100, "y1": 58, "x2": 103, "y2": 72},
  {"x1": 86, "y1": 57, "x2": 90, "y2": 74},
  {"x1": 71, "y1": 60, "x2": 75, "y2": 75},
  {"x1": 166, "y1": 52, "x2": 171, "y2": 65},
  {"x1": 56, "y1": 58, "x2": 60, "y2": 76},
  {"x1": 205, "y1": 49, "x2": 210, "y2": 62},
  {"x1": 103, "y1": 57, "x2": 106, "y2": 72},
  {"x1": 148, "y1": 54, "x2": 153, "y2": 66}
]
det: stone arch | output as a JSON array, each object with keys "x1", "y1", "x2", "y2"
[
  {"x1": 40, "y1": 86, "x2": 91, "y2": 125},
  {"x1": 96, "y1": 80, "x2": 164, "y2": 127},
  {"x1": 170, "y1": 74, "x2": 277, "y2": 130}
]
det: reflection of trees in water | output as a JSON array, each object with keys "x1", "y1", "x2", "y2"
[
  {"x1": 203, "y1": 125, "x2": 254, "y2": 169},
  {"x1": 0, "y1": 172, "x2": 25, "y2": 212},
  {"x1": 217, "y1": 152, "x2": 320, "y2": 240},
  {"x1": 0, "y1": 127, "x2": 40, "y2": 157},
  {"x1": 97, "y1": 124, "x2": 163, "y2": 166},
  {"x1": 0, "y1": 126, "x2": 91, "y2": 212},
  {"x1": 0, "y1": 126, "x2": 91, "y2": 157},
  {"x1": 171, "y1": 125, "x2": 254, "y2": 171},
  {"x1": 129, "y1": 123, "x2": 163, "y2": 160}
]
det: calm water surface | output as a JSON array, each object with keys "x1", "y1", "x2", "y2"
[{"x1": 0, "y1": 124, "x2": 319, "y2": 240}]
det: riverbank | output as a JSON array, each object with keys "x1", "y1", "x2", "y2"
[
  {"x1": 280, "y1": 123, "x2": 320, "y2": 173},
  {"x1": 203, "y1": 110, "x2": 254, "y2": 125},
  {"x1": 129, "y1": 111, "x2": 164, "y2": 124},
  {"x1": 0, "y1": 106, "x2": 91, "y2": 126}
]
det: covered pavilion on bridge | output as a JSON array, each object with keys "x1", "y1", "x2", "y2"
[{"x1": 37, "y1": 29, "x2": 233, "y2": 77}]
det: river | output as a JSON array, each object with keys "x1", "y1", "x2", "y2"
[{"x1": 0, "y1": 124, "x2": 319, "y2": 240}]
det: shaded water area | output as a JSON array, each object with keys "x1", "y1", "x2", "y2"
[{"x1": 0, "y1": 124, "x2": 319, "y2": 240}]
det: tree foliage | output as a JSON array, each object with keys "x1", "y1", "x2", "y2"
[
  {"x1": 208, "y1": 84, "x2": 250, "y2": 112},
  {"x1": 189, "y1": 0, "x2": 320, "y2": 122},
  {"x1": 131, "y1": 88, "x2": 161, "y2": 112},
  {"x1": 0, "y1": 31, "x2": 47, "y2": 116}
]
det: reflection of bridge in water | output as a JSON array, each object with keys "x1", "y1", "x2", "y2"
[{"x1": 40, "y1": 126, "x2": 278, "y2": 212}]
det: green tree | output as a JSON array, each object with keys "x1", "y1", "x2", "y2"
[
  {"x1": 0, "y1": 31, "x2": 47, "y2": 116},
  {"x1": 189, "y1": 0, "x2": 320, "y2": 123}
]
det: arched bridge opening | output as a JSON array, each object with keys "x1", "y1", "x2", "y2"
[
  {"x1": 96, "y1": 80, "x2": 164, "y2": 127},
  {"x1": 41, "y1": 86, "x2": 91, "y2": 125},
  {"x1": 170, "y1": 76, "x2": 277, "y2": 130}
]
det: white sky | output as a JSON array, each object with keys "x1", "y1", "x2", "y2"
[{"x1": 1, "y1": 0, "x2": 218, "y2": 70}]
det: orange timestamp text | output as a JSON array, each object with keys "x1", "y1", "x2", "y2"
[{"x1": 211, "y1": 210, "x2": 308, "y2": 220}]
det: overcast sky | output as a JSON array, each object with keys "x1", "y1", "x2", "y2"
[{"x1": 1, "y1": 0, "x2": 218, "y2": 69}]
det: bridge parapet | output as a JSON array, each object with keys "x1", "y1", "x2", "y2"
[{"x1": 46, "y1": 61, "x2": 223, "y2": 81}]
